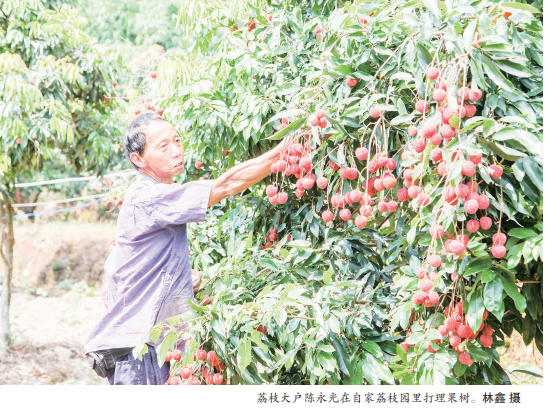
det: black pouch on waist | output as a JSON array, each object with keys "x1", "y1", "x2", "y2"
[{"x1": 86, "y1": 347, "x2": 135, "y2": 378}]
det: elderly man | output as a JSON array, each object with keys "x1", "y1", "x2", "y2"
[{"x1": 84, "y1": 112, "x2": 283, "y2": 385}]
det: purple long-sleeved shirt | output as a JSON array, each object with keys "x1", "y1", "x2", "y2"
[{"x1": 84, "y1": 174, "x2": 213, "y2": 353}]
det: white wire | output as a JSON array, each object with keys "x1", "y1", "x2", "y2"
[
  {"x1": 12, "y1": 194, "x2": 108, "y2": 208},
  {"x1": 14, "y1": 170, "x2": 138, "y2": 188}
]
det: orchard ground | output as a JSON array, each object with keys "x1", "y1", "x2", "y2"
[{"x1": 0, "y1": 217, "x2": 541, "y2": 385}]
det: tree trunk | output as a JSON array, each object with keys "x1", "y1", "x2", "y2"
[{"x1": 0, "y1": 195, "x2": 14, "y2": 356}]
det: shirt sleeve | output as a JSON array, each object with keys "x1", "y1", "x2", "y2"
[{"x1": 150, "y1": 180, "x2": 213, "y2": 227}]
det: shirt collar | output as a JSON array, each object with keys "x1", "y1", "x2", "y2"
[{"x1": 137, "y1": 173, "x2": 160, "y2": 185}]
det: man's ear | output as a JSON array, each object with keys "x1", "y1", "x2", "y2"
[{"x1": 130, "y1": 152, "x2": 146, "y2": 168}]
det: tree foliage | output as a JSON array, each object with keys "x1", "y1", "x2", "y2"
[{"x1": 131, "y1": 0, "x2": 542, "y2": 385}]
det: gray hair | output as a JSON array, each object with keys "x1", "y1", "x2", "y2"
[{"x1": 123, "y1": 113, "x2": 167, "y2": 169}]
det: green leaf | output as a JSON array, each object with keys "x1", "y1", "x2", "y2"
[
  {"x1": 463, "y1": 20, "x2": 477, "y2": 53},
  {"x1": 265, "y1": 109, "x2": 306, "y2": 125},
  {"x1": 508, "y1": 228, "x2": 536, "y2": 239},
  {"x1": 481, "y1": 269, "x2": 497, "y2": 283},
  {"x1": 266, "y1": 117, "x2": 306, "y2": 140},
  {"x1": 237, "y1": 338, "x2": 252, "y2": 373},
  {"x1": 465, "y1": 258, "x2": 492, "y2": 276},
  {"x1": 331, "y1": 337, "x2": 351, "y2": 377},
  {"x1": 493, "y1": 127, "x2": 543, "y2": 154},
  {"x1": 361, "y1": 340, "x2": 384, "y2": 360},
  {"x1": 467, "y1": 288, "x2": 485, "y2": 333},
  {"x1": 422, "y1": 0, "x2": 442, "y2": 19},
  {"x1": 287, "y1": 239, "x2": 312, "y2": 249},
  {"x1": 499, "y1": 274, "x2": 527, "y2": 313},
  {"x1": 480, "y1": 54, "x2": 515, "y2": 92},
  {"x1": 484, "y1": 276, "x2": 503, "y2": 314},
  {"x1": 501, "y1": 2, "x2": 541, "y2": 13}
]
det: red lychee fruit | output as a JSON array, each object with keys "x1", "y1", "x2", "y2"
[
  {"x1": 387, "y1": 200, "x2": 398, "y2": 212},
  {"x1": 329, "y1": 160, "x2": 339, "y2": 170},
  {"x1": 277, "y1": 192, "x2": 288, "y2": 204},
  {"x1": 438, "y1": 325, "x2": 449, "y2": 336},
  {"x1": 457, "y1": 87, "x2": 470, "y2": 100},
  {"x1": 429, "y1": 225, "x2": 444, "y2": 239},
  {"x1": 480, "y1": 216, "x2": 492, "y2": 230},
  {"x1": 413, "y1": 291, "x2": 428, "y2": 305},
  {"x1": 457, "y1": 325, "x2": 472, "y2": 339},
  {"x1": 414, "y1": 139, "x2": 426, "y2": 154},
  {"x1": 467, "y1": 219, "x2": 480, "y2": 233},
  {"x1": 449, "y1": 240, "x2": 466, "y2": 254},
  {"x1": 426, "y1": 67, "x2": 440, "y2": 79},
  {"x1": 202, "y1": 295, "x2": 211, "y2": 305},
  {"x1": 478, "y1": 194, "x2": 489, "y2": 209},
  {"x1": 433, "y1": 89, "x2": 447, "y2": 102},
  {"x1": 172, "y1": 350, "x2": 182, "y2": 361},
  {"x1": 169, "y1": 376, "x2": 179, "y2": 385},
  {"x1": 458, "y1": 352, "x2": 471, "y2": 365},
  {"x1": 355, "y1": 215, "x2": 367, "y2": 229},
  {"x1": 386, "y1": 158, "x2": 396, "y2": 170},
  {"x1": 370, "y1": 107, "x2": 381, "y2": 118},
  {"x1": 492, "y1": 232, "x2": 507, "y2": 245},
  {"x1": 429, "y1": 254, "x2": 441, "y2": 268},
  {"x1": 469, "y1": 153, "x2": 482, "y2": 164},
  {"x1": 315, "y1": 109, "x2": 325, "y2": 118},
  {"x1": 309, "y1": 115, "x2": 319, "y2": 126},
  {"x1": 427, "y1": 342, "x2": 436, "y2": 353},
  {"x1": 437, "y1": 161, "x2": 447, "y2": 176},
  {"x1": 196, "y1": 349, "x2": 207, "y2": 361},
  {"x1": 165, "y1": 351, "x2": 173, "y2": 362},
  {"x1": 400, "y1": 342, "x2": 409, "y2": 353},
  {"x1": 491, "y1": 245, "x2": 506, "y2": 258},
  {"x1": 480, "y1": 334, "x2": 493, "y2": 348},
  {"x1": 322, "y1": 210, "x2": 333, "y2": 223},
  {"x1": 440, "y1": 124, "x2": 455, "y2": 138},
  {"x1": 345, "y1": 77, "x2": 358, "y2": 87},
  {"x1": 302, "y1": 178, "x2": 315, "y2": 190},
  {"x1": 181, "y1": 367, "x2": 191, "y2": 379},
  {"x1": 397, "y1": 189, "x2": 409, "y2": 202},
  {"x1": 377, "y1": 201, "x2": 388, "y2": 213},
  {"x1": 465, "y1": 104, "x2": 476, "y2": 117},
  {"x1": 213, "y1": 373, "x2": 223, "y2": 385},
  {"x1": 383, "y1": 176, "x2": 397, "y2": 189},
  {"x1": 490, "y1": 165, "x2": 503, "y2": 179},
  {"x1": 462, "y1": 161, "x2": 476, "y2": 177},
  {"x1": 428, "y1": 291, "x2": 439, "y2": 305},
  {"x1": 317, "y1": 177, "x2": 328, "y2": 189},
  {"x1": 430, "y1": 148, "x2": 442, "y2": 162},
  {"x1": 421, "y1": 122, "x2": 436, "y2": 138},
  {"x1": 360, "y1": 204, "x2": 373, "y2": 217},
  {"x1": 417, "y1": 192, "x2": 430, "y2": 206},
  {"x1": 415, "y1": 100, "x2": 429, "y2": 114},
  {"x1": 469, "y1": 89, "x2": 482, "y2": 101},
  {"x1": 464, "y1": 199, "x2": 479, "y2": 214},
  {"x1": 350, "y1": 189, "x2": 363, "y2": 202},
  {"x1": 318, "y1": 117, "x2": 327, "y2": 128},
  {"x1": 483, "y1": 326, "x2": 494, "y2": 336},
  {"x1": 408, "y1": 125, "x2": 417, "y2": 137},
  {"x1": 419, "y1": 279, "x2": 433, "y2": 292},
  {"x1": 430, "y1": 133, "x2": 442, "y2": 146},
  {"x1": 449, "y1": 335, "x2": 461, "y2": 348},
  {"x1": 455, "y1": 184, "x2": 469, "y2": 199},
  {"x1": 266, "y1": 185, "x2": 278, "y2": 197},
  {"x1": 339, "y1": 209, "x2": 351, "y2": 221},
  {"x1": 355, "y1": 147, "x2": 369, "y2": 160},
  {"x1": 150, "y1": 71, "x2": 157, "y2": 79},
  {"x1": 408, "y1": 185, "x2": 420, "y2": 199},
  {"x1": 416, "y1": 268, "x2": 428, "y2": 279}
]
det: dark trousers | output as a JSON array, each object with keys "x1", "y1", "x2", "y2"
[{"x1": 107, "y1": 345, "x2": 170, "y2": 385}]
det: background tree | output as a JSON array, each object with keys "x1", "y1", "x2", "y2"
[{"x1": 0, "y1": 0, "x2": 126, "y2": 354}]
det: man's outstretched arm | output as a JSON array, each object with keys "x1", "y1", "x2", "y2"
[{"x1": 208, "y1": 143, "x2": 284, "y2": 207}]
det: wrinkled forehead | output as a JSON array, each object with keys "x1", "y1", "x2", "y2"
[{"x1": 144, "y1": 120, "x2": 178, "y2": 145}]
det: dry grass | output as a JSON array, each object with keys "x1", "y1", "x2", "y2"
[{"x1": 498, "y1": 331, "x2": 543, "y2": 385}]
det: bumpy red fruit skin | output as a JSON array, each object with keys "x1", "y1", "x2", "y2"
[
  {"x1": 420, "y1": 279, "x2": 433, "y2": 292},
  {"x1": 196, "y1": 349, "x2": 207, "y2": 361},
  {"x1": 462, "y1": 161, "x2": 476, "y2": 177},
  {"x1": 309, "y1": 115, "x2": 319, "y2": 126},
  {"x1": 266, "y1": 185, "x2": 278, "y2": 197},
  {"x1": 165, "y1": 351, "x2": 173, "y2": 362},
  {"x1": 458, "y1": 352, "x2": 471, "y2": 365},
  {"x1": 383, "y1": 176, "x2": 396, "y2": 189},
  {"x1": 386, "y1": 158, "x2": 396, "y2": 170},
  {"x1": 213, "y1": 374, "x2": 223, "y2": 385},
  {"x1": 490, "y1": 164, "x2": 503, "y2": 179},
  {"x1": 430, "y1": 133, "x2": 442, "y2": 146},
  {"x1": 465, "y1": 104, "x2": 477, "y2": 117},
  {"x1": 416, "y1": 268, "x2": 428, "y2": 279},
  {"x1": 339, "y1": 209, "x2": 351, "y2": 221},
  {"x1": 397, "y1": 189, "x2": 409, "y2": 202},
  {"x1": 455, "y1": 184, "x2": 469, "y2": 199},
  {"x1": 415, "y1": 100, "x2": 429, "y2": 114},
  {"x1": 457, "y1": 325, "x2": 472, "y2": 339},
  {"x1": 443, "y1": 107, "x2": 455, "y2": 120},
  {"x1": 464, "y1": 199, "x2": 479, "y2": 214},
  {"x1": 408, "y1": 185, "x2": 420, "y2": 199},
  {"x1": 491, "y1": 244, "x2": 506, "y2": 258},
  {"x1": 445, "y1": 317, "x2": 458, "y2": 331},
  {"x1": 377, "y1": 201, "x2": 388, "y2": 212},
  {"x1": 302, "y1": 178, "x2": 314, "y2": 190},
  {"x1": 417, "y1": 192, "x2": 430, "y2": 206},
  {"x1": 400, "y1": 342, "x2": 410, "y2": 353},
  {"x1": 493, "y1": 232, "x2": 507, "y2": 245},
  {"x1": 483, "y1": 326, "x2": 494, "y2": 336},
  {"x1": 277, "y1": 192, "x2": 288, "y2": 204},
  {"x1": 374, "y1": 178, "x2": 385, "y2": 191},
  {"x1": 413, "y1": 291, "x2": 428, "y2": 305},
  {"x1": 438, "y1": 325, "x2": 449, "y2": 337},
  {"x1": 480, "y1": 216, "x2": 492, "y2": 230},
  {"x1": 480, "y1": 334, "x2": 493, "y2": 347},
  {"x1": 318, "y1": 117, "x2": 328, "y2": 128},
  {"x1": 317, "y1": 177, "x2": 328, "y2": 189},
  {"x1": 429, "y1": 254, "x2": 441, "y2": 268},
  {"x1": 469, "y1": 89, "x2": 482, "y2": 102},
  {"x1": 355, "y1": 147, "x2": 369, "y2": 160},
  {"x1": 430, "y1": 148, "x2": 442, "y2": 162},
  {"x1": 450, "y1": 240, "x2": 466, "y2": 255},
  {"x1": 450, "y1": 335, "x2": 461, "y2": 348},
  {"x1": 432, "y1": 89, "x2": 447, "y2": 102},
  {"x1": 169, "y1": 376, "x2": 179, "y2": 385},
  {"x1": 355, "y1": 215, "x2": 368, "y2": 229},
  {"x1": 370, "y1": 107, "x2": 381, "y2": 118},
  {"x1": 315, "y1": 109, "x2": 325, "y2": 118},
  {"x1": 408, "y1": 125, "x2": 417, "y2": 137},
  {"x1": 437, "y1": 161, "x2": 447, "y2": 176},
  {"x1": 428, "y1": 291, "x2": 439, "y2": 304},
  {"x1": 360, "y1": 205, "x2": 373, "y2": 217},
  {"x1": 440, "y1": 124, "x2": 455, "y2": 138},
  {"x1": 421, "y1": 122, "x2": 436, "y2": 138},
  {"x1": 478, "y1": 194, "x2": 490, "y2": 209},
  {"x1": 426, "y1": 67, "x2": 440, "y2": 79},
  {"x1": 457, "y1": 87, "x2": 470, "y2": 100},
  {"x1": 427, "y1": 342, "x2": 436, "y2": 353},
  {"x1": 322, "y1": 210, "x2": 333, "y2": 223},
  {"x1": 469, "y1": 153, "x2": 482, "y2": 164},
  {"x1": 387, "y1": 200, "x2": 398, "y2": 212},
  {"x1": 202, "y1": 295, "x2": 211, "y2": 305},
  {"x1": 181, "y1": 368, "x2": 191, "y2": 379},
  {"x1": 345, "y1": 77, "x2": 358, "y2": 87},
  {"x1": 429, "y1": 225, "x2": 444, "y2": 239},
  {"x1": 173, "y1": 350, "x2": 182, "y2": 361},
  {"x1": 467, "y1": 219, "x2": 480, "y2": 233},
  {"x1": 329, "y1": 160, "x2": 339, "y2": 171}
]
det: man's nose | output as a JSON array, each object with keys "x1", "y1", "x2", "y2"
[{"x1": 171, "y1": 145, "x2": 183, "y2": 158}]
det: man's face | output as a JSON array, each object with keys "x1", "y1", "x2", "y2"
[{"x1": 132, "y1": 120, "x2": 185, "y2": 182}]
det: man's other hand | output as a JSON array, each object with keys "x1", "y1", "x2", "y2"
[{"x1": 191, "y1": 269, "x2": 203, "y2": 294}]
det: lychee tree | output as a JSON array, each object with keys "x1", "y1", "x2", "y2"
[
  {"x1": 130, "y1": 0, "x2": 543, "y2": 385},
  {"x1": 0, "y1": 0, "x2": 126, "y2": 354}
]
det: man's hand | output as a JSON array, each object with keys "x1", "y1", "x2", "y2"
[{"x1": 191, "y1": 269, "x2": 203, "y2": 294}]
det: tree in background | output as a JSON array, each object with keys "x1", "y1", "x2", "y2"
[
  {"x1": 129, "y1": 0, "x2": 542, "y2": 385},
  {"x1": 0, "y1": 0, "x2": 126, "y2": 354}
]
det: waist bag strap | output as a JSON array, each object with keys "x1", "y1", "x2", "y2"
[{"x1": 86, "y1": 347, "x2": 135, "y2": 378}]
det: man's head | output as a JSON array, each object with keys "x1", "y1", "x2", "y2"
[{"x1": 123, "y1": 113, "x2": 184, "y2": 183}]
